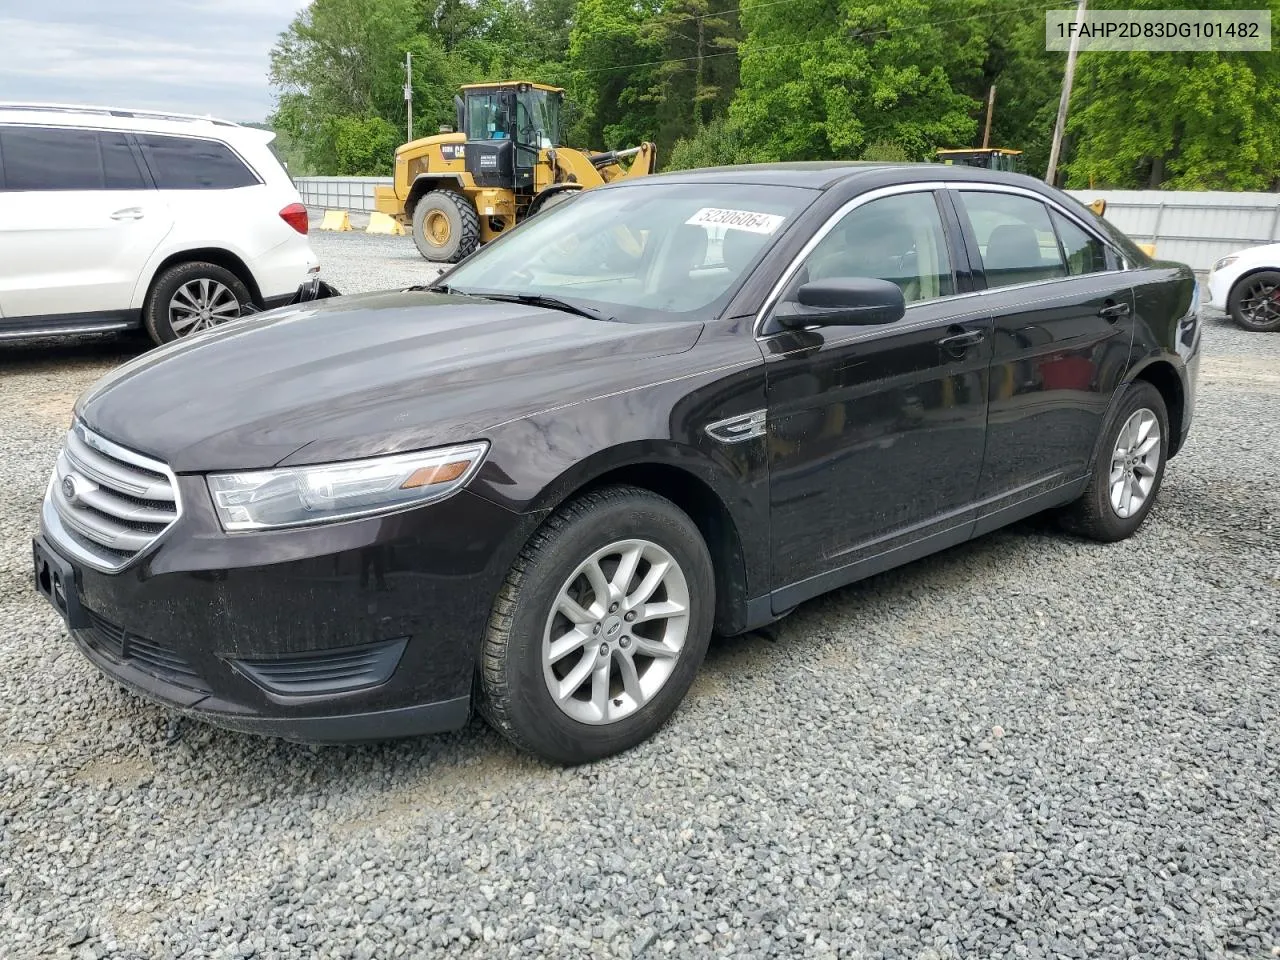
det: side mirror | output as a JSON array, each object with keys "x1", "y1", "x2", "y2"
[{"x1": 777, "y1": 278, "x2": 906, "y2": 328}]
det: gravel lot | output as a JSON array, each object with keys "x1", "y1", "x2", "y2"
[{"x1": 1, "y1": 229, "x2": 1277, "y2": 960}]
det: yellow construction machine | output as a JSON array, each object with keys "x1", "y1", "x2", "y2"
[{"x1": 374, "y1": 81, "x2": 657, "y2": 263}]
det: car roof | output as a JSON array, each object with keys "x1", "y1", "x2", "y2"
[
  {"x1": 0, "y1": 103, "x2": 269, "y2": 145},
  {"x1": 640, "y1": 161, "x2": 1056, "y2": 194}
]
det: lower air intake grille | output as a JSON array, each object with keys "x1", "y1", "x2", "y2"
[
  {"x1": 83, "y1": 611, "x2": 210, "y2": 693},
  {"x1": 231, "y1": 638, "x2": 408, "y2": 696}
]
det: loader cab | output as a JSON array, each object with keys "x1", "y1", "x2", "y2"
[
  {"x1": 935, "y1": 148, "x2": 1025, "y2": 174},
  {"x1": 459, "y1": 82, "x2": 564, "y2": 193}
]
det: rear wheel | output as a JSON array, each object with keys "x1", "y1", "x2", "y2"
[
  {"x1": 1227, "y1": 270, "x2": 1280, "y2": 332},
  {"x1": 143, "y1": 261, "x2": 251, "y2": 345},
  {"x1": 411, "y1": 190, "x2": 480, "y2": 263},
  {"x1": 478, "y1": 486, "x2": 715, "y2": 764},
  {"x1": 1059, "y1": 380, "x2": 1168, "y2": 542}
]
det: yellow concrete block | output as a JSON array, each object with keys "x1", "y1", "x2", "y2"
[
  {"x1": 366, "y1": 211, "x2": 406, "y2": 236},
  {"x1": 319, "y1": 209, "x2": 352, "y2": 231}
]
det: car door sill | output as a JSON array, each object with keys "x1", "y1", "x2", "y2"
[{"x1": 0, "y1": 310, "x2": 141, "y2": 340}]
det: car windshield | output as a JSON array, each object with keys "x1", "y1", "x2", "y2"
[{"x1": 442, "y1": 182, "x2": 816, "y2": 322}]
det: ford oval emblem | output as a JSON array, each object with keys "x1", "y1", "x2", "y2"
[{"x1": 62, "y1": 475, "x2": 77, "y2": 502}]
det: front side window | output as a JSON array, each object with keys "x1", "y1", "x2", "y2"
[
  {"x1": 466, "y1": 93, "x2": 510, "y2": 140},
  {"x1": 801, "y1": 191, "x2": 954, "y2": 303},
  {"x1": 135, "y1": 134, "x2": 257, "y2": 190},
  {"x1": 957, "y1": 191, "x2": 1067, "y2": 289},
  {"x1": 444, "y1": 182, "x2": 816, "y2": 321},
  {"x1": 1050, "y1": 209, "x2": 1109, "y2": 276}
]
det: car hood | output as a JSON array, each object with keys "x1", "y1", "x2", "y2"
[{"x1": 76, "y1": 290, "x2": 703, "y2": 472}]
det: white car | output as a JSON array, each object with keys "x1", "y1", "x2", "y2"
[
  {"x1": 0, "y1": 103, "x2": 321, "y2": 345},
  {"x1": 1207, "y1": 241, "x2": 1280, "y2": 332}
]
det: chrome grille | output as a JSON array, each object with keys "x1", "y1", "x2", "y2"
[{"x1": 42, "y1": 422, "x2": 181, "y2": 572}]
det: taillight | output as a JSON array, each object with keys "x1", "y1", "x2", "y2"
[{"x1": 279, "y1": 203, "x2": 309, "y2": 235}]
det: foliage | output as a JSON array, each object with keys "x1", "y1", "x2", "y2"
[
  {"x1": 267, "y1": 0, "x2": 1280, "y2": 188},
  {"x1": 1063, "y1": 0, "x2": 1280, "y2": 189},
  {"x1": 667, "y1": 116, "x2": 747, "y2": 169}
]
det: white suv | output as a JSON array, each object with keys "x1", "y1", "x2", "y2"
[{"x1": 0, "y1": 103, "x2": 321, "y2": 344}]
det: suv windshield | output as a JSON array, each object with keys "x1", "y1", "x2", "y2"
[{"x1": 443, "y1": 182, "x2": 815, "y2": 322}]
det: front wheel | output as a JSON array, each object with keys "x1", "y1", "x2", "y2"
[
  {"x1": 478, "y1": 486, "x2": 715, "y2": 764},
  {"x1": 1059, "y1": 380, "x2": 1169, "y2": 542},
  {"x1": 1227, "y1": 270, "x2": 1280, "y2": 332}
]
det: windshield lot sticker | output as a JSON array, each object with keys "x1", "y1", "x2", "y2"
[{"x1": 685, "y1": 207, "x2": 786, "y2": 234}]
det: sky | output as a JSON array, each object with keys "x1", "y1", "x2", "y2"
[{"x1": 0, "y1": 0, "x2": 308, "y2": 123}]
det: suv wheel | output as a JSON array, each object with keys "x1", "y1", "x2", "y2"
[
  {"x1": 1227, "y1": 270, "x2": 1280, "y2": 332},
  {"x1": 144, "y1": 262, "x2": 252, "y2": 345},
  {"x1": 1059, "y1": 380, "x2": 1169, "y2": 542},
  {"x1": 478, "y1": 485, "x2": 715, "y2": 764}
]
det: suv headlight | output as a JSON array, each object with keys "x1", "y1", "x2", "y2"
[
  {"x1": 1211, "y1": 255, "x2": 1238, "y2": 273},
  {"x1": 207, "y1": 441, "x2": 489, "y2": 531}
]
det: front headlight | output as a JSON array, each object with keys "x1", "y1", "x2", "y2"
[
  {"x1": 207, "y1": 441, "x2": 489, "y2": 531},
  {"x1": 1211, "y1": 255, "x2": 1238, "y2": 273}
]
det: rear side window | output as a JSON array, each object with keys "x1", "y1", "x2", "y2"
[
  {"x1": 135, "y1": 134, "x2": 258, "y2": 189},
  {"x1": 0, "y1": 126, "x2": 146, "y2": 191},
  {"x1": 957, "y1": 191, "x2": 1068, "y2": 289},
  {"x1": 1050, "y1": 209, "x2": 1109, "y2": 275}
]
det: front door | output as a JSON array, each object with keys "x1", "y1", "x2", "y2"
[
  {"x1": 948, "y1": 188, "x2": 1136, "y2": 518},
  {"x1": 762, "y1": 189, "x2": 991, "y2": 609}
]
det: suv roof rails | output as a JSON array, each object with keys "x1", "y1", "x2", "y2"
[{"x1": 0, "y1": 103, "x2": 240, "y2": 128}]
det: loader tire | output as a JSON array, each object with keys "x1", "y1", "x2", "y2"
[{"x1": 412, "y1": 190, "x2": 480, "y2": 264}]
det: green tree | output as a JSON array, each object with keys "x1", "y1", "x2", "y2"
[
  {"x1": 667, "y1": 115, "x2": 747, "y2": 168},
  {"x1": 730, "y1": 0, "x2": 990, "y2": 161},
  {"x1": 1063, "y1": 0, "x2": 1280, "y2": 189}
]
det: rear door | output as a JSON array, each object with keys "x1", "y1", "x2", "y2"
[
  {"x1": 948, "y1": 186, "x2": 1135, "y2": 525},
  {"x1": 0, "y1": 125, "x2": 173, "y2": 319}
]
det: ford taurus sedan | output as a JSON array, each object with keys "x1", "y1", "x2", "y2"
[{"x1": 33, "y1": 163, "x2": 1201, "y2": 764}]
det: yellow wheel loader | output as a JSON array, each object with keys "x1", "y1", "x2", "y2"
[{"x1": 374, "y1": 81, "x2": 657, "y2": 263}]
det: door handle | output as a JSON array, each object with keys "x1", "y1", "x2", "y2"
[
  {"x1": 1098, "y1": 301, "x2": 1130, "y2": 321},
  {"x1": 110, "y1": 207, "x2": 145, "y2": 221},
  {"x1": 937, "y1": 327, "x2": 986, "y2": 352}
]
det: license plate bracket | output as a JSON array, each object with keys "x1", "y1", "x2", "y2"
[{"x1": 33, "y1": 538, "x2": 88, "y2": 630}]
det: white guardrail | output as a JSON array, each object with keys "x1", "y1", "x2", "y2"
[{"x1": 293, "y1": 177, "x2": 1280, "y2": 273}]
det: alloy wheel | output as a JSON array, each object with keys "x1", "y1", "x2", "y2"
[
  {"x1": 1239, "y1": 278, "x2": 1280, "y2": 327},
  {"x1": 541, "y1": 539, "x2": 690, "y2": 725},
  {"x1": 1109, "y1": 407, "x2": 1161, "y2": 519},
  {"x1": 169, "y1": 278, "x2": 241, "y2": 337}
]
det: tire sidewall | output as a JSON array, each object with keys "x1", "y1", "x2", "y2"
[
  {"x1": 144, "y1": 262, "x2": 251, "y2": 345},
  {"x1": 412, "y1": 193, "x2": 465, "y2": 262},
  {"x1": 1228, "y1": 270, "x2": 1280, "y2": 332},
  {"x1": 1085, "y1": 381, "x2": 1170, "y2": 539},
  {"x1": 499, "y1": 495, "x2": 715, "y2": 763}
]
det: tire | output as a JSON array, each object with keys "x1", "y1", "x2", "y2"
[
  {"x1": 532, "y1": 189, "x2": 579, "y2": 217},
  {"x1": 478, "y1": 485, "x2": 715, "y2": 764},
  {"x1": 411, "y1": 190, "x2": 480, "y2": 263},
  {"x1": 1058, "y1": 380, "x2": 1169, "y2": 542},
  {"x1": 143, "y1": 261, "x2": 253, "y2": 345},
  {"x1": 1227, "y1": 270, "x2": 1280, "y2": 332}
]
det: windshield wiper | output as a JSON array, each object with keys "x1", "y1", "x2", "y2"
[{"x1": 468, "y1": 292, "x2": 610, "y2": 322}]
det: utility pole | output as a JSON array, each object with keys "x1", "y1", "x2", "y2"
[
  {"x1": 404, "y1": 51, "x2": 413, "y2": 142},
  {"x1": 1045, "y1": 0, "x2": 1086, "y2": 184},
  {"x1": 981, "y1": 84, "x2": 996, "y2": 149}
]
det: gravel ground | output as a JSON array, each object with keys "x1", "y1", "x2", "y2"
[{"x1": 1, "y1": 232, "x2": 1277, "y2": 959}]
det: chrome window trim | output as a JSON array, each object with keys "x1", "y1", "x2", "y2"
[
  {"x1": 42, "y1": 421, "x2": 184, "y2": 574},
  {"x1": 754, "y1": 179, "x2": 1133, "y2": 339},
  {"x1": 945, "y1": 181, "x2": 1131, "y2": 271},
  {"x1": 753, "y1": 181, "x2": 948, "y2": 337}
]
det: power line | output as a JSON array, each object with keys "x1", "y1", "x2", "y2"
[{"x1": 571, "y1": 1, "x2": 1074, "y2": 77}]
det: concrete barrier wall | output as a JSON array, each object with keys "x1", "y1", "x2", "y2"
[{"x1": 294, "y1": 177, "x2": 1280, "y2": 272}]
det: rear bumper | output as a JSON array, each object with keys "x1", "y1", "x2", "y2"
[{"x1": 373, "y1": 186, "x2": 404, "y2": 218}]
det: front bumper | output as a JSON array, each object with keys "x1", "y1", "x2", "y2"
[
  {"x1": 1207, "y1": 269, "x2": 1232, "y2": 312},
  {"x1": 34, "y1": 486, "x2": 542, "y2": 743}
]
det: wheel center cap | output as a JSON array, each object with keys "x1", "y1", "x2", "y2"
[{"x1": 603, "y1": 616, "x2": 623, "y2": 638}]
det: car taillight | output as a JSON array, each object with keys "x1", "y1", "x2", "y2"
[{"x1": 279, "y1": 203, "x2": 309, "y2": 235}]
